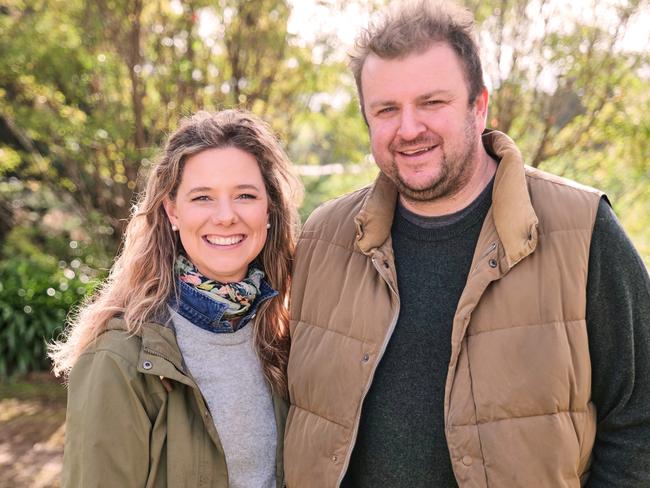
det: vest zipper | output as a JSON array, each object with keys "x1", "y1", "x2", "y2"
[{"x1": 336, "y1": 253, "x2": 401, "y2": 485}]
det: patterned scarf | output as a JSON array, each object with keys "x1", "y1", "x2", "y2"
[{"x1": 174, "y1": 254, "x2": 264, "y2": 319}]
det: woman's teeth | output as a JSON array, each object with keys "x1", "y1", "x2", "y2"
[{"x1": 205, "y1": 235, "x2": 244, "y2": 245}]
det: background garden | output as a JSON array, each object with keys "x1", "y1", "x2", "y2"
[{"x1": 0, "y1": 0, "x2": 648, "y2": 485}]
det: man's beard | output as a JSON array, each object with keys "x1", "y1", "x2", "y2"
[{"x1": 389, "y1": 113, "x2": 478, "y2": 203}]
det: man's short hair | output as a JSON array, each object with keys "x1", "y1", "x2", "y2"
[{"x1": 350, "y1": 0, "x2": 485, "y2": 114}]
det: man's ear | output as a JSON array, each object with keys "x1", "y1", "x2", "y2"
[
  {"x1": 162, "y1": 196, "x2": 179, "y2": 228},
  {"x1": 474, "y1": 87, "x2": 489, "y2": 132}
]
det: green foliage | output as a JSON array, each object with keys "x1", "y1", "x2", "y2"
[
  {"x1": 465, "y1": 0, "x2": 650, "y2": 265},
  {"x1": 0, "y1": 182, "x2": 104, "y2": 378},
  {"x1": 0, "y1": 0, "x2": 647, "y2": 379},
  {"x1": 0, "y1": 247, "x2": 97, "y2": 379},
  {"x1": 0, "y1": 0, "x2": 370, "y2": 375},
  {"x1": 543, "y1": 72, "x2": 650, "y2": 264}
]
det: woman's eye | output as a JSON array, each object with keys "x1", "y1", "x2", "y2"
[
  {"x1": 192, "y1": 195, "x2": 210, "y2": 202},
  {"x1": 237, "y1": 193, "x2": 256, "y2": 200}
]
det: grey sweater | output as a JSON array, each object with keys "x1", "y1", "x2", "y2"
[{"x1": 170, "y1": 308, "x2": 277, "y2": 488}]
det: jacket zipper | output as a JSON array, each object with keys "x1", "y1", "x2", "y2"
[
  {"x1": 142, "y1": 347, "x2": 174, "y2": 363},
  {"x1": 336, "y1": 253, "x2": 401, "y2": 486},
  {"x1": 141, "y1": 347, "x2": 216, "y2": 427},
  {"x1": 141, "y1": 347, "x2": 194, "y2": 384},
  {"x1": 144, "y1": 346, "x2": 228, "y2": 483}
]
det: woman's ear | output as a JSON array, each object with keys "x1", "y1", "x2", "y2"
[{"x1": 163, "y1": 196, "x2": 179, "y2": 229}]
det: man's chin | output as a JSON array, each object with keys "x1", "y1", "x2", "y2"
[{"x1": 395, "y1": 175, "x2": 444, "y2": 201}]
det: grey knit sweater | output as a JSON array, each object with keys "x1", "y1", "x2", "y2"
[{"x1": 170, "y1": 308, "x2": 277, "y2": 488}]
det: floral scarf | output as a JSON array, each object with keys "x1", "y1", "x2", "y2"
[{"x1": 174, "y1": 254, "x2": 264, "y2": 319}]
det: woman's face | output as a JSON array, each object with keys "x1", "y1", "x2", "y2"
[{"x1": 164, "y1": 146, "x2": 270, "y2": 283}]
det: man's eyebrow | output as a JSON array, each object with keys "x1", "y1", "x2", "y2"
[
  {"x1": 367, "y1": 90, "x2": 453, "y2": 110},
  {"x1": 368, "y1": 99, "x2": 398, "y2": 110},
  {"x1": 416, "y1": 90, "x2": 453, "y2": 101}
]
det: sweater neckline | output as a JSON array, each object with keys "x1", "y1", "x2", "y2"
[{"x1": 393, "y1": 176, "x2": 494, "y2": 242}]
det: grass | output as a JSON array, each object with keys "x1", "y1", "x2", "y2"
[
  {"x1": 0, "y1": 372, "x2": 66, "y2": 488},
  {"x1": 0, "y1": 373, "x2": 67, "y2": 403}
]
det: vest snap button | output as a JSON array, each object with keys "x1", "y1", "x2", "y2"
[
  {"x1": 331, "y1": 455, "x2": 338, "y2": 462},
  {"x1": 462, "y1": 455, "x2": 473, "y2": 466},
  {"x1": 488, "y1": 258, "x2": 497, "y2": 268},
  {"x1": 361, "y1": 354, "x2": 369, "y2": 363},
  {"x1": 142, "y1": 360, "x2": 153, "y2": 370}
]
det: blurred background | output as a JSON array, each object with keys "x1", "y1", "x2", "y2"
[{"x1": 0, "y1": 0, "x2": 648, "y2": 485}]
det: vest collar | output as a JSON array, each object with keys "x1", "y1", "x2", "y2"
[
  {"x1": 354, "y1": 172, "x2": 397, "y2": 255},
  {"x1": 354, "y1": 130, "x2": 538, "y2": 268},
  {"x1": 483, "y1": 130, "x2": 538, "y2": 268}
]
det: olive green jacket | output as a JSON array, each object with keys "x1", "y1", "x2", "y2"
[{"x1": 62, "y1": 317, "x2": 287, "y2": 488}]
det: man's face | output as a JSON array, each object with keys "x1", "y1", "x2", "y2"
[{"x1": 361, "y1": 42, "x2": 487, "y2": 204}]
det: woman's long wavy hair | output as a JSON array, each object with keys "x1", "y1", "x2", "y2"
[{"x1": 49, "y1": 110, "x2": 303, "y2": 397}]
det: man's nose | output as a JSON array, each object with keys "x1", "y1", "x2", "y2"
[{"x1": 396, "y1": 107, "x2": 426, "y2": 141}]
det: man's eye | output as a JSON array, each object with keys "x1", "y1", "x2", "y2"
[
  {"x1": 425, "y1": 99, "x2": 442, "y2": 106},
  {"x1": 377, "y1": 107, "x2": 396, "y2": 115}
]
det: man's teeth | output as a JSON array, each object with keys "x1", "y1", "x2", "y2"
[
  {"x1": 206, "y1": 235, "x2": 244, "y2": 245},
  {"x1": 400, "y1": 146, "x2": 433, "y2": 155}
]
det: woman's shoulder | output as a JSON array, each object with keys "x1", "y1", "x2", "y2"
[
  {"x1": 66, "y1": 317, "x2": 170, "y2": 440},
  {"x1": 79, "y1": 317, "x2": 143, "y2": 367},
  {"x1": 70, "y1": 317, "x2": 171, "y2": 404}
]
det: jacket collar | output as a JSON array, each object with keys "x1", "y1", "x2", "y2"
[
  {"x1": 354, "y1": 130, "x2": 538, "y2": 268},
  {"x1": 169, "y1": 278, "x2": 278, "y2": 333}
]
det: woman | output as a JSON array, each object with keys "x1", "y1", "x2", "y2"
[{"x1": 49, "y1": 109, "x2": 302, "y2": 487}]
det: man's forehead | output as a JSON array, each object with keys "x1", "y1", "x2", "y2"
[{"x1": 360, "y1": 44, "x2": 466, "y2": 103}]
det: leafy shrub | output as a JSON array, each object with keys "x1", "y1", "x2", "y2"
[{"x1": 0, "y1": 226, "x2": 101, "y2": 378}]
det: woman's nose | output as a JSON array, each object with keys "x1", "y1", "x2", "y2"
[{"x1": 210, "y1": 201, "x2": 237, "y2": 226}]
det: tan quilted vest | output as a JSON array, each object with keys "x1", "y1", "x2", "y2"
[{"x1": 286, "y1": 131, "x2": 601, "y2": 487}]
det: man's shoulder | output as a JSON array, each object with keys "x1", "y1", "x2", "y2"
[
  {"x1": 301, "y1": 184, "x2": 373, "y2": 240},
  {"x1": 523, "y1": 166, "x2": 604, "y2": 233},
  {"x1": 524, "y1": 165, "x2": 603, "y2": 198}
]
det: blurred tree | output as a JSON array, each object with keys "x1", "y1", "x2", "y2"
[
  {"x1": 463, "y1": 0, "x2": 649, "y2": 260},
  {"x1": 0, "y1": 0, "x2": 367, "y2": 248},
  {"x1": 0, "y1": 0, "x2": 369, "y2": 375},
  {"x1": 466, "y1": 0, "x2": 648, "y2": 166},
  {"x1": 0, "y1": 0, "x2": 647, "y2": 376}
]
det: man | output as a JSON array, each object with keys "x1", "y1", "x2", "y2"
[{"x1": 284, "y1": 1, "x2": 650, "y2": 487}]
